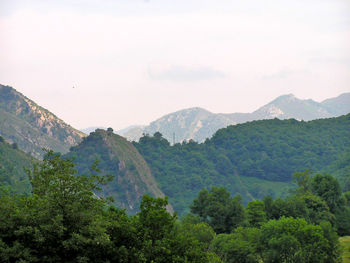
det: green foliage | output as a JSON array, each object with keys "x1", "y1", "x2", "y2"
[
  {"x1": 292, "y1": 169, "x2": 312, "y2": 195},
  {"x1": 0, "y1": 149, "x2": 346, "y2": 262},
  {"x1": 335, "y1": 203, "x2": 350, "y2": 236},
  {"x1": 132, "y1": 195, "x2": 208, "y2": 262},
  {"x1": 246, "y1": 200, "x2": 267, "y2": 227},
  {"x1": 210, "y1": 227, "x2": 260, "y2": 263},
  {"x1": 259, "y1": 217, "x2": 341, "y2": 263},
  {"x1": 190, "y1": 187, "x2": 245, "y2": 234},
  {"x1": 264, "y1": 196, "x2": 307, "y2": 220},
  {"x1": 138, "y1": 195, "x2": 175, "y2": 243},
  {"x1": 321, "y1": 153, "x2": 350, "y2": 191},
  {"x1": 264, "y1": 173, "x2": 350, "y2": 237},
  {"x1": 0, "y1": 151, "x2": 111, "y2": 262},
  {"x1": 0, "y1": 153, "x2": 209, "y2": 262},
  {"x1": 0, "y1": 138, "x2": 33, "y2": 194},
  {"x1": 178, "y1": 221, "x2": 216, "y2": 251},
  {"x1": 134, "y1": 115, "x2": 350, "y2": 215},
  {"x1": 311, "y1": 174, "x2": 342, "y2": 213}
]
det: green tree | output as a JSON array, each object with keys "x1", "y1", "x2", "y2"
[
  {"x1": 246, "y1": 200, "x2": 267, "y2": 227},
  {"x1": 293, "y1": 170, "x2": 312, "y2": 195},
  {"x1": 301, "y1": 194, "x2": 334, "y2": 225},
  {"x1": 210, "y1": 227, "x2": 260, "y2": 263},
  {"x1": 179, "y1": 221, "x2": 216, "y2": 251},
  {"x1": 190, "y1": 187, "x2": 245, "y2": 233},
  {"x1": 136, "y1": 195, "x2": 207, "y2": 262},
  {"x1": 1, "y1": 150, "x2": 112, "y2": 262},
  {"x1": 259, "y1": 217, "x2": 341, "y2": 263},
  {"x1": 310, "y1": 174, "x2": 342, "y2": 213}
]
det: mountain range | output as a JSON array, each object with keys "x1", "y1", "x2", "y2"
[
  {"x1": 119, "y1": 93, "x2": 350, "y2": 143},
  {"x1": 0, "y1": 84, "x2": 86, "y2": 158},
  {"x1": 1, "y1": 83, "x2": 349, "y2": 215}
]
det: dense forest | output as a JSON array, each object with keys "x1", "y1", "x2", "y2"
[
  {"x1": 0, "y1": 152, "x2": 349, "y2": 262},
  {"x1": 134, "y1": 114, "x2": 350, "y2": 214}
]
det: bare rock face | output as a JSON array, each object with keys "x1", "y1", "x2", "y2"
[{"x1": 0, "y1": 84, "x2": 86, "y2": 158}]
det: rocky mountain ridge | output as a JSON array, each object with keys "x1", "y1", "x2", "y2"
[
  {"x1": 0, "y1": 84, "x2": 86, "y2": 158},
  {"x1": 120, "y1": 92, "x2": 350, "y2": 143}
]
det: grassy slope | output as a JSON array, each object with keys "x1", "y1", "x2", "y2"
[
  {"x1": 108, "y1": 132, "x2": 168, "y2": 200},
  {"x1": 66, "y1": 129, "x2": 170, "y2": 213},
  {"x1": 340, "y1": 236, "x2": 350, "y2": 263}
]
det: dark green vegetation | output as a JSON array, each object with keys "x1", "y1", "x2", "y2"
[
  {"x1": 0, "y1": 135, "x2": 33, "y2": 194},
  {"x1": 187, "y1": 171, "x2": 350, "y2": 262},
  {"x1": 1, "y1": 153, "x2": 347, "y2": 262},
  {"x1": 65, "y1": 129, "x2": 171, "y2": 214},
  {"x1": 0, "y1": 152, "x2": 211, "y2": 262},
  {"x1": 0, "y1": 84, "x2": 85, "y2": 158},
  {"x1": 322, "y1": 153, "x2": 350, "y2": 192},
  {"x1": 134, "y1": 114, "x2": 350, "y2": 215}
]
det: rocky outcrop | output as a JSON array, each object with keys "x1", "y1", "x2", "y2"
[{"x1": 0, "y1": 84, "x2": 86, "y2": 158}]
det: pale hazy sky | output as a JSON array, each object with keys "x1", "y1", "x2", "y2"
[{"x1": 1, "y1": 0, "x2": 349, "y2": 130}]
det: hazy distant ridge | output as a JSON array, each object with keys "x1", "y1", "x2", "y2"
[{"x1": 120, "y1": 92, "x2": 350, "y2": 143}]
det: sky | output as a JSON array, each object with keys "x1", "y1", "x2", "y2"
[{"x1": 0, "y1": 0, "x2": 349, "y2": 130}]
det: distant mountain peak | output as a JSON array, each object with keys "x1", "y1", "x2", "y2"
[
  {"x1": 271, "y1": 93, "x2": 297, "y2": 103},
  {"x1": 121, "y1": 92, "x2": 349, "y2": 143}
]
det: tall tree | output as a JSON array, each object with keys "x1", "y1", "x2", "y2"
[
  {"x1": 246, "y1": 200, "x2": 267, "y2": 227},
  {"x1": 310, "y1": 174, "x2": 342, "y2": 213},
  {"x1": 2, "y1": 150, "x2": 112, "y2": 262},
  {"x1": 190, "y1": 187, "x2": 245, "y2": 233},
  {"x1": 259, "y1": 217, "x2": 341, "y2": 263}
]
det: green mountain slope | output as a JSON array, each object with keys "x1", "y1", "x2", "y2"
[
  {"x1": 65, "y1": 129, "x2": 172, "y2": 213},
  {"x1": 321, "y1": 153, "x2": 350, "y2": 191},
  {"x1": 0, "y1": 84, "x2": 86, "y2": 158},
  {"x1": 0, "y1": 136, "x2": 34, "y2": 194},
  {"x1": 134, "y1": 114, "x2": 350, "y2": 215}
]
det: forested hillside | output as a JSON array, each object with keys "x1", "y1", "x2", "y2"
[
  {"x1": 134, "y1": 114, "x2": 350, "y2": 215},
  {"x1": 0, "y1": 136, "x2": 34, "y2": 194}
]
